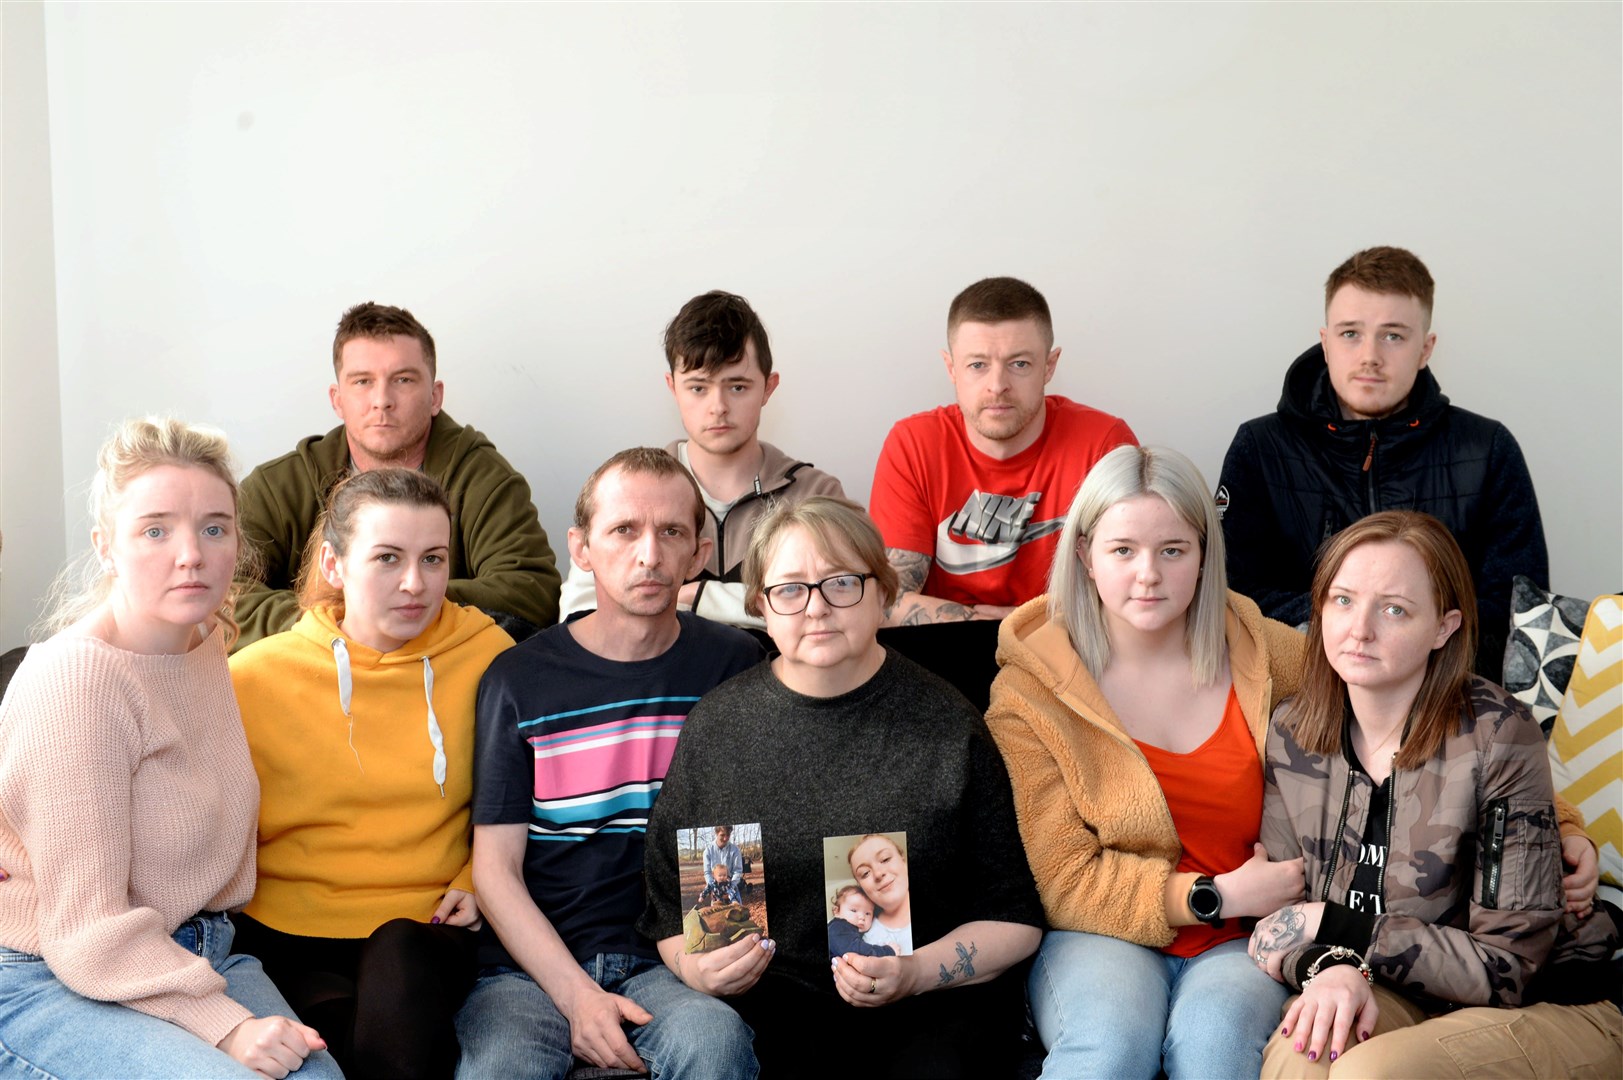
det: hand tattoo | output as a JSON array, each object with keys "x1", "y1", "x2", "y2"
[
  {"x1": 1253, "y1": 904, "x2": 1307, "y2": 970},
  {"x1": 937, "y1": 941, "x2": 978, "y2": 986}
]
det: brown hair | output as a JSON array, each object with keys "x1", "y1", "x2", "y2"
[
  {"x1": 1287, "y1": 511, "x2": 1476, "y2": 769},
  {"x1": 572, "y1": 447, "x2": 704, "y2": 536},
  {"x1": 947, "y1": 277, "x2": 1053, "y2": 348},
  {"x1": 830, "y1": 883, "x2": 872, "y2": 914},
  {"x1": 742, "y1": 497, "x2": 900, "y2": 618},
  {"x1": 333, "y1": 302, "x2": 438, "y2": 377},
  {"x1": 663, "y1": 291, "x2": 773, "y2": 376},
  {"x1": 296, "y1": 468, "x2": 452, "y2": 610},
  {"x1": 1324, "y1": 247, "x2": 1436, "y2": 326}
]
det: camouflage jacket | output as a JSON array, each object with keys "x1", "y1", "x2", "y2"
[{"x1": 1261, "y1": 677, "x2": 1566, "y2": 1009}]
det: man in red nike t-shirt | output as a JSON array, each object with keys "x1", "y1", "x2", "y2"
[{"x1": 871, "y1": 277, "x2": 1136, "y2": 625}]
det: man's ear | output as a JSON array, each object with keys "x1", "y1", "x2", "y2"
[
  {"x1": 940, "y1": 348, "x2": 955, "y2": 381},
  {"x1": 567, "y1": 526, "x2": 592, "y2": 574},
  {"x1": 319, "y1": 541, "x2": 346, "y2": 590},
  {"x1": 1418, "y1": 332, "x2": 1438, "y2": 370},
  {"x1": 1043, "y1": 346, "x2": 1061, "y2": 384},
  {"x1": 761, "y1": 371, "x2": 780, "y2": 405},
  {"x1": 429, "y1": 380, "x2": 444, "y2": 417},
  {"x1": 329, "y1": 383, "x2": 344, "y2": 421},
  {"x1": 686, "y1": 535, "x2": 715, "y2": 582}
]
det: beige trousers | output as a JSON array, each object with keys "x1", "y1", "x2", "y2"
[{"x1": 1261, "y1": 984, "x2": 1623, "y2": 1079}]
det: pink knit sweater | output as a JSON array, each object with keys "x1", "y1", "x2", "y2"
[{"x1": 0, "y1": 622, "x2": 259, "y2": 1044}]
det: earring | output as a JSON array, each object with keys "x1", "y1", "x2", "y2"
[{"x1": 102, "y1": 559, "x2": 116, "y2": 576}]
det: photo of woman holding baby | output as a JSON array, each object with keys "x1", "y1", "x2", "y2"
[
  {"x1": 640, "y1": 496, "x2": 1043, "y2": 1078},
  {"x1": 824, "y1": 832, "x2": 910, "y2": 961}
]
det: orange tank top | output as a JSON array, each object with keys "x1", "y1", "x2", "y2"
[{"x1": 1133, "y1": 685, "x2": 1261, "y2": 958}]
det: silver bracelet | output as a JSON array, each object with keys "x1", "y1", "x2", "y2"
[{"x1": 1302, "y1": 945, "x2": 1373, "y2": 988}]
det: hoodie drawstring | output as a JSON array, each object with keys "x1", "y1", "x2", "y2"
[
  {"x1": 330, "y1": 637, "x2": 446, "y2": 796},
  {"x1": 331, "y1": 637, "x2": 364, "y2": 774},
  {"x1": 423, "y1": 656, "x2": 447, "y2": 798}
]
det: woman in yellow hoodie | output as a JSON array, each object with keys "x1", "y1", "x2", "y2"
[
  {"x1": 230, "y1": 469, "x2": 512, "y2": 1079},
  {"x1": 985, "y1": 445, "x2": 1310, "y2": 1079}
]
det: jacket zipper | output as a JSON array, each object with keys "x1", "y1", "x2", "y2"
[
  {"x1": 709, "y1": 474, "x2": 779, "y2": 582},
  {"x1": 1483, "y1": 798, "x2": 1508, "y2": 908},
  {"x1": 1319, "y1": 771, "x2": 1358, "y2": 902},
  {"x1": 1362, "y1": 431, "x2": 1378, "y2": 512},
  {"x1": 1375, "y1": 771, "x2": 1396, "y2": 905}
]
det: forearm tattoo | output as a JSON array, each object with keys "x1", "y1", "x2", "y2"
[
  {"x1": 887, "y1": 549, "x2": 931, "y2": 596},
  {"x1": 885, "y1": 550, "x2": 981, "y2": 624},
  {"x1": 937, "y1": 941, "x2": 978, "y2": 986}
]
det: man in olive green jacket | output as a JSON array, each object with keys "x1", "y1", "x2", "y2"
[{"x1": 234, "y1": 303, "x2": 559, "y2": 649}]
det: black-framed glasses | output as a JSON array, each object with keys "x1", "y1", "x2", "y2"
[{"x1": 762, "y1": 573, "x2": 875, "y2": 616}]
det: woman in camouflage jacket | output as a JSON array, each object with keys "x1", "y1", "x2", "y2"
[{"x1": 1248, "y1": 511, "x2": 1620, "y2": 1077}]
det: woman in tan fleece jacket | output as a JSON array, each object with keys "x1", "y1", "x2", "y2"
[{"x1": 986, "y1": 445, "x2": 1309, "y2": 1079}]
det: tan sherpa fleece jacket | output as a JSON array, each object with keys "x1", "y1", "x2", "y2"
[{"x1": 985, "y1": 590, "x2": 1304, "y2": 948}]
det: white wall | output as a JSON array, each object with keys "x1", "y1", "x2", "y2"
[
  {"x1": 6, "y1": 1, "x2": 1619, "y2": 642},
  {"x1": 0, "y1": 0, "x2": 67, "y2": 644}
]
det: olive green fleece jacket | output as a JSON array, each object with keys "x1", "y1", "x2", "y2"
[{"x1": 233, "y1": 412, "x2": 559, "y2": 649}]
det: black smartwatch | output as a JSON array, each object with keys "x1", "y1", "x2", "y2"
[{"x1": 1188, "y1": 875, "x2": 1224, "y2": 928}]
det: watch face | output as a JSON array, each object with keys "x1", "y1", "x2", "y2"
[{"x1": 1190, "y1": 881, "x2": 1221, "y2": 920}]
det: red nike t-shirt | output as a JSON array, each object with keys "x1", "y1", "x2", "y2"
[{"x1": 869, "y1": 396, "x2": 1136, "y2": 608}]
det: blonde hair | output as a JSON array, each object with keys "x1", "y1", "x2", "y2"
[
  {"x1": 845, "y1": 832, "x2": 907, "y2": 868},
  {"x1": 1047, "y1": 445, "x2": 1228, "y2": 686},
  {"x1": 41, "y1": 417, "x2": 250, "y2": 646}
]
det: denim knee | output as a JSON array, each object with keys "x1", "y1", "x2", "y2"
[
  {"x1": 454, "y1": 968, "x2": 574, "y2": 1080},
  {"x1": 1029, "y1": 930, "x2": 1168, "y2": 1079},
  {"x1": 1164, "y1": 939, "x2": 1288, "y2": 1080},
  {"x1": 621, "y1": 964, "x2": 756, "y2": 1080}
]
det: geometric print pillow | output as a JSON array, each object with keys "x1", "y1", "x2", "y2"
[
  {"x1": 1503, "y1": 575, "x2": 1592, "y2": 735},
  {"x1": 1548, "y1": 596, "x2": 1623, "y2": 889}
]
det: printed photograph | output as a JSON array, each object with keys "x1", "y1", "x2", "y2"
[
  {"x1": 823, "y1": 831, "x2": 912, "y2": 959},
  {"x1": 678, "y1": 822, "x2": 768, "y2": 954}
]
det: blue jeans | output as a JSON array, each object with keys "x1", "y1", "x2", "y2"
[
  {"x1": 454, "y1": 954, "x2": 756, "y2": 1080},
  {"x1": 1030, "y1": 931, "x2": 1287, "y2": 1080},
  {"x1": 0, "y1": 911, "x2": 344, "y2": 1080}
]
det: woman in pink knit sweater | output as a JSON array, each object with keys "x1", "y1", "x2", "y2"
[{"x1": 0, "y1": 418, "x2": 340, "y2": 1080}]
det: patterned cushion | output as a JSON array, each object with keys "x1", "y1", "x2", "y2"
[
  {"x1": 1549, "y1": 596, "x2": 1623, "y2": 889},
  {"x1": 1502, "y1": 576, "x2": 1590, "y2": 734}
]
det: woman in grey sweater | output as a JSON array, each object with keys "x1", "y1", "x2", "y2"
[{"x1": 640, "y1": 496, "x2": 1043, "y2": 1078}]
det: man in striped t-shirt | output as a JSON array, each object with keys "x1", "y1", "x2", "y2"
[{"x1": 462, "y1": 448, "x2": 763, "y2": 1079}]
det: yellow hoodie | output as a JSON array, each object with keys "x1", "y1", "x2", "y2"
[{"x1": 230, "y1": 600, "x2": 513, "y2": 937}]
